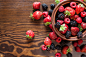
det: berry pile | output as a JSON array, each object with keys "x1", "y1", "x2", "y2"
[
  {"x1": 28, "y1": 1, "x2": 86, "y2": 57},
  {"x1": 55, "y1": 2, "x2": 86, "y2": 39}
]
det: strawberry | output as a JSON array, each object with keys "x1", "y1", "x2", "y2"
[
  {"x1": 76, "y1": 17, "x2": 82, "y2": 23},
  {"x1": 57, "y1": 20, "x2": 64, "y2": 25},
  {"x1": 59, "y1": 24, "x2": 68, "y2": 34},
  {"x1": 44, "y1": 37, "x2": 52, "y2": 48},
  {"x1": 43, "y1": 15, "x2": 51, "y2": 26},
  {"x1": 81, "y1": 22, "x2": 86, "y2": 29},
  {"x1": 33, "y1": 2, "x2": 41, "y2": 9},
  {"x1": 73, "y1": 41, "x2": 78, "y2": 47},
  {"x1": 77, "y1": 39, "x2": 83, "y2": 45},
  {"x1": 30, "y1": 11, "x2": 42, "y2": 20},
  {"x1": 41, "y1": 44, "x2": 47, "y2": 51},
  {"x1": 75, "y1": 3, "x2": 84, "y2": 14},
  {"x1": 56, "y1": 37, "x2": 62, "y2": 43},
  {"x1": 43, "y1": 11, "x2": 48, "y2": 17},
  {"x1": 81, "y1": 45, "x2": 86, "y2": 53},
  {"x1": 62, "y1": 45, "x2": 70, "y2": 54},
  {"x1": 49, "y1": 32, "x2": 57, "y2": 40},
  {"x1": 71, "y1": 27, "x2": 79, "y2": 36},
  {"x1": 49, "y1": 24, "x2": 54, "y2": 31},
  {"x1": 64, "y1": 7, "x2": 75, "y2": 16},
  {"x1": 26, "y1": 30, "x2": 35, "y2": 39},
  {"x1": 55, "y1": 53, "x2": 61, "y2": 57},
  {"x1": 75, "y1": 46, "x2": 81, "y2": 52}
]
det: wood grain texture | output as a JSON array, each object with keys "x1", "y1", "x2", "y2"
[{"x1": 0, "y1": 0, "x2": 86, "y2": 57}]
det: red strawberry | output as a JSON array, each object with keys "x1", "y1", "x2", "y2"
[
  {"x1": 77, "y1": 39, "x2": 83, "y2": 45},
  {"x1": 71, "y1": 27, "x2": 79, "y2": 36},
  {"x1": 81, "y1": 22, "x2": 86, "y2": 29},
  {"x1": 59, "y1": 24, "x2": 68, "y2": 34},
  {"x1": 41, "y1": 44, "x2": 47, "y2": 51},
  {"x1": 57, "y1": 20, "x2": 64, "y2": 25},
  {"x1": 44, "y1": 37, "x2": 52, "y2": 47},
  {"x1": 33, "y1": 2, "x2": 41, "y2": 9},
  {"x1": 49, "y1": 32, "x2": 57, "y2": 40},
  {"x1": 43, "y1": 11, "x2": 48, "y2": 17},
  {"x1": 70, "y1": 15, "x2": 79, "y2": 20},
  {"x1": 75, "y1": 46, "x2": 81, "y2": 52},
  {"x1": 49, "y1": 24, "x2": 54, "y2": 31},
  {"x1": 62, "y1": 45, "x2": 70, "y2": 54},
  {"x1": 81, "y1": 45, "x2": 86, "y2": 53},
  {"x1": 76, "y1": 17, "x2": 82, "y2": 23},
  {"x1": 43, "y1": 15, "x2": 51, "y2": 26},
  {"x1": 55, "y1": 53, "x2": 61, "y2": 57},
  {"x1": 30, "y1": 11, "x2": 42, "y2": 20},
  {"x1": 65, "y1": 7, "x2": 75, "y2": 16},
  {"x1": 75, "y1": 3, "x2": 84, "y2": 14},
  {"x1": 56, "y1": 37, "x2": 62, "y2": 43},
  {"x1": 26, "y1": 30, "x2": 35, "y2": 39},
  {"x1": 73, "y1": 41, "x2": 78, "y2": 47}
]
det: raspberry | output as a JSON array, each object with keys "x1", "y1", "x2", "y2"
[
  {"x1": 64, "y1": 18, "x2": 70, "y2": 24},
  {"x1": 70, "y1": 2, "x2": 76, "y2": 8},
  {"x1": 56, "y1": 37, "x2": 62, "y2": 43},
  {"x1": 43, "y1": 11, "x2": 48, "y2": 17},
  {"x1": 59, "y1": 6, "x2": 65, "y2": 12},
  {"x1": 73, "y1": 41, "x2": 78, "y2": 47},
  {"x1": 75, "y1": 46, "x2": 81, "y2": 52},
  {"x1": 41, "y1": 44, "x2": 47, "y2": 51},
  {"x1": 76, "y1": 17, "x2": 82, "y2": 23},
  {"x1": 55, "y1": 53, "x2": 61, "y2": 57},
  {"x1": 77, "y1": 39, "x2": 83, "y2": 45}
]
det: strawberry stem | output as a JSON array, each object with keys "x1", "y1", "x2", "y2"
[
  {"x1": 29, "y1": 13, "x2": 34, "y2": 20},
  {"x1": 26, "y1": 35, "x2": 32, "y2": 39},
  {"x1": 44, "y1": 22, "x2": 51, "y2": 26},
  {"x1": 59, "y1": 24, "x2": 67, "y2": 31},
  {"x1": 64, "y1": 10, "x2": 71, "y2": 16}
]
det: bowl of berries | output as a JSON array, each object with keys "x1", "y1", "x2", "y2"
[{"x1": 52, "y1": 0, "x2": 86, "y2": 41}]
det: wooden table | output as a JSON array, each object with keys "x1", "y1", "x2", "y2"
[{"x1": 0, "y1": 0, "x2": 86, "y2": 57}]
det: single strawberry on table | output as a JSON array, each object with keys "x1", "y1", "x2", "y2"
[
  {"x1": 59, "y1": 24, "x2": 68, "y2": 34},
  {"x1": 64, "y1": 7, "x2": 75, "y2": 16},
  {"x1": 26, "y1": 30, "x2": 35, "y2": 39},
  {"x1": 44, "y1": 37, "x2": 52, "y2": 48},
  {"x1": 75, "y1": 3, "x2": 84, "y2": 14},
  {"x1": 49, "y1": 32, "x2": 57, "y2": 40},
  {"x1": 62, "y1": 45, "x2": 70, "y2": 54},
  {"x1": 43, "y1": 15, "x2": 51, "y2": 26},
  {"x1": 33, "y1": 2, "x2": 41, "y2": 10},
  {"x1": 30, "y1": 11, "x2": 42, "y2": 20}
]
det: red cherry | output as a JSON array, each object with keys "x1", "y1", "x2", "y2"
[
  {"x1": 76, "y1": 17, "x2": 82, "y2": 23},
  {"x1": 64, "y1": 18, "x2": 70, "y2": 24}
]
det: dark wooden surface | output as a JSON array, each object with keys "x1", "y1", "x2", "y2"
[{"x1": 0, "y1": 0, "x2": 86, "y2": 57}]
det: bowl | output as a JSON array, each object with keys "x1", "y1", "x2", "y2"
[{"x1": 51, "y1": 0, "x2": 86, "y2": 41}]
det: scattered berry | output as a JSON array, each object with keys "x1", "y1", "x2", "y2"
[
  {"x1": 30, "y1": 11, "x2": 42, "y2": 20},
  {"x1": 55, "y1": 53, "x2": 61, "y2": 57},
  {"x1": 64, "y1": 18, "x2": 70, "y2": 24},
  {"x1": 70, "y1": 2, "x2": 76, "y2": 8},
  {"x1": 66, "y1": 52, "x2": 72, "y2": 57},
  {"x1": 42, "y1": 4, "x2": 48, "y2": 11},
  {"x1": 50, "y1": 4, "x2": 55, "y2": 10},
  {"x1": 81, "y1": 22, "x2": 86, "y2": 29},
  {"x1": 43, "y1": 11, "x2": 48, "y2": 17},
  {"x1": 81, "y1": 45, "x2": 86, "y2": 53},
  {"x1": 81, "y1": 54, "x2": 86, "y2": 57},
  {"x1": 70, "y1": 20, "x2": 77, "y2": 27},
  {"x1": 76, "y1": 17, "x2": 82, "y2": 23},
  {"x1": 77, "y1": 32, "x2": 83, "y2": 38},
  {"x1": 49, "y1": 32, "x2": 57, "y2": 40},
  {"x1": 82, "y1": 16, "x2": 86, "y2": 22},
  {"x1": 73, "y1": 41, "x2": 78, "y2": 47},
  {"x1": 81, "y1": 12, "x2": 86, "y2": 17},
  {"x1": 56, "y1": 37, "x2": 62, "y2": 43},
  {"x1": 66, "y1": 31, "x2": 71, "y2": 39},
  {"x1": 50, "y1": 43, "x2": 55, "y2": 50},
  {"x1": 75, "y1": 46, "x2": 81, "y2": 52},
  {"x1": 58, "y1": 13, "x2": 65, "y2": 19},
  {"x1": 41, "y1": 44, "x2": 47, "y2": 51},
  {"x1": 55, "y1": 45, "x2": 62, "y2": 50},
  {"x1": 77, "y1": 39, "x2": 83, "y2": 45},
  {"x1": 55, "y1": 22, "x2": 61, "y2": 29},
  {"x1": 49, "y1": 9, "x2": 53, "y2": 16},
  {"x1": 57, "y1": 20, "x2": 64, "y2": 25},
  {"x1": 33, "y1": 2, "x2": 41, "y2": 9},
  {"x1": 26, "y1": 30, "x2": 34, "y2": 39},
  {"x1": 59, "y1": 6, "x2": 65, "y2": 12}
]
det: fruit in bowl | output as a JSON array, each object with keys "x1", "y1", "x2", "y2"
[{"x1": 52, "y1": 1, "x2": 86, "y2": 41}]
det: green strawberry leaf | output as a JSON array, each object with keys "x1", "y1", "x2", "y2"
[
  {"x1": 47, "y1": 34, "x2": 49, "y2": 37},
  {"x1": 44, "y1": 22, "x2": 51, "y2": 26},
  {"x1": 29, "y1": 13, "x2": 34, "y2": 20},
  {"x1": 26, "y1": 35, "x2": 32, "y2": 39},
  {"x1": 55, "y1": 0, "x2": 60, "y2": 4},
  {"x1": 46, "y1": 45, "x2": 50, "y2": 48},
  {"x1": 84, "y1": 0, "x2": 85, "y2": 1},
  {"x1": 78, "y1": 24, "x2": 83, "y2": 31},
  {"x1": 78, "y1": 3, "x2": 84, "y2": 7},
  {"x1": 67, "y1": 48, "x2": 70, "y2": 54},
  {"x1": 59, "y1": 24, "x2": 67, "y2": 31},
  {"x1": 64, "y1": 10, "x2": 71, "y2": 16}
]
